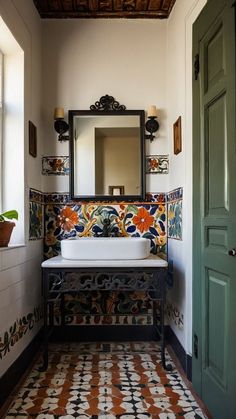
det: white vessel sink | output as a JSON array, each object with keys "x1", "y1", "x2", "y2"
[{"x1": 61, "y1": 237, "x2": 150, "y2": 260}]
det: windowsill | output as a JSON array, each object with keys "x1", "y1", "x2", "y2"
[{"x1": 0, "y1": 243, "x2": 26, "y2": 251}]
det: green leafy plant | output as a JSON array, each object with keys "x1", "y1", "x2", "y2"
[{"x1": 0, "y1": 210, "x2": 18, "y2": 222}]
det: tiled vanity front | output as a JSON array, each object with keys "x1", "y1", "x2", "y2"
[{"x1": 41, "y1": 256, "x2": 171, "y2": 371}]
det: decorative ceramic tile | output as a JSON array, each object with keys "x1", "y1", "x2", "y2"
[
  {"x1": 43, "y1": 203, "x2": 167, "y2": 326},
  {"x1": 165, "y1": 301, "x2": 184, "y2": 330},
  {"x1": 42, "y1": 156, "x2": 69, "y2": 175},
  {"x1": 168, "y1": 199, "x2": 182, "y2": 240},
  {"x1": 167, "y1": 187, "x2": 183, "y2": 202},
  {"x1": 44, "y1": 203, "x2": 167, "y2": 259},
  {"x1": 52, "y1": 291, "x2": 153, "y2": 326},
  {"x1": 29, "y1": 187, "x2": 44, "y2": 204},
  {"x1": 44, "y1": 192, "x2": 71, "y2": 204},
  {"x1": 145, "y1": 192, "x2": 166, "y2": 203},
  {"x1": 146, "y1": 155, "x2": 169, "y2": 174},
  {"x1": 29, "y1": 201, "x2": 43, "y2": 240},
  {"x1": 4, "y1": 342, "x2": 207, "y2": 418},
  {"x1": 0, "y1": 306, "x2": 42, "y2": 359}
]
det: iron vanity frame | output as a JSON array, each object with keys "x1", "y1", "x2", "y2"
[{"x1": 40, "y1": 262, "x2": 172, "y2": 371}]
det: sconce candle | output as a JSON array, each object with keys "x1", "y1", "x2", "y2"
[
  {"x1": 145, "y1": 105, "x2": 159, "y2": 142},
  {"x1": 148, "y1": 105, "x2": 158, "y2": 118},
  {"x1": 54, "y1": 107, "x2": 65, "y2": 119},
  {"x1": 53, "y1": 107, "x2": 69, "y2": 142}
]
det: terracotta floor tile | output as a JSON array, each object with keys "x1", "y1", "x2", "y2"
[{"x1": 3, "y1": 342, "x2": 209, "y2": 419}]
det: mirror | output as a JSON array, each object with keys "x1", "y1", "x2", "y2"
[{"x1": 69, "y1": 96, "x2": 145, "y2": 201}]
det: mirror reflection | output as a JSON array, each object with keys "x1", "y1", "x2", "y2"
[{"x1": 70, "y1": 112, "x2": 145, "y2": 200}]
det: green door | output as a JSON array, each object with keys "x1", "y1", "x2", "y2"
[{"x1": 192, "y1": 0, "x2": 236, "y2": 417}]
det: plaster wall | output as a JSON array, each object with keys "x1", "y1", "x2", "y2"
[
  {"x1": 0, "y1": 0, "x2": 43, "y2": 377},
  {"x1": 166, "y1": 0, "x2": 207, "y2": 353},
  {"x1": 42, "y1": 19, "x2": 169, "y2": 194}
]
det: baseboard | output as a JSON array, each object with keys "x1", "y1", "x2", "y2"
[
  {"x1": 0, "y1": 329, "x2": 43, "y2": 408},
  {"x1": 166, "y1": 325, "x2": 192, "y2": 381}
]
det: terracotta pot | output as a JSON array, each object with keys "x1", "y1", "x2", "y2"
[{"x1": 0, "y1": 221, "x2": 15, "y2": 247}]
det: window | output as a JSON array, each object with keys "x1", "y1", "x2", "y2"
[
  {"x1": 0, "y1": 17, "x2": 24, "y2": 246},
  {"x1": 0, "y1": 50, "x2": 3, "y2": 210}
]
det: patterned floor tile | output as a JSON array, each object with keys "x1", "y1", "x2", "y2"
[{"x1": 4, "y1": 342, "x2": 207, "y2": 419}]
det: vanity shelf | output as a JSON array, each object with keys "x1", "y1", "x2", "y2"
[{"x1": 40, "y1": 255, "x2": 171, "y2": 371}]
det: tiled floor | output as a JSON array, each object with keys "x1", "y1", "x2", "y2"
[{"x1": 3, "y1": 342, "x2": 208, "y2": 418}]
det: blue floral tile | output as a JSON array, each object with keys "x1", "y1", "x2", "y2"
[
  {"x1": 29, "y1": 201, "x2": 43, "y2": 240},
  {"x1": 44, "y1": 203, "x2": 167, "y2": 259},
  {"x1": 29, "y1": 188, "x2": 43, "y2": 204},
  {"x1": 168, "y1": 200, "x2": 182, "y2": 240},
  {"x1": 167, "y1": 187, "x2": 183, "y2": 202},
  {"x1": 44, "y1": 192, "x2": 70, "y2": 204}
]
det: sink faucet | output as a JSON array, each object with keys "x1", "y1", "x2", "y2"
[
  {"x1": 101, "y1": 218, "x2": 111, "y2": 237},
  {"x1": 94, "y1": 217, "x2": 119, "y2": 237}
]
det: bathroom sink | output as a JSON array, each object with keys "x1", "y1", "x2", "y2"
[{"x1": 61, "y1": 237, "x2": 150, "y2": 260}]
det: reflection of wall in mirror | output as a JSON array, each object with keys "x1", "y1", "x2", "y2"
[
  {"x1": 74, "y1": 117, "x2": 96, "y2": 195},
  {"x1": 74, "y1": 115, "x2": 141, "y2": 196},
  {"x1": 95, "y1": 135, "x2": 140, "y2": 195}
]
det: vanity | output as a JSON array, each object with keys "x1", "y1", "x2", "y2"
[
  {"x1": 41, "y1": 96, "x2": 170, "y2": 371},
  {"x1": 41, "y1": 246, "x2": 171, "y2": 371}
]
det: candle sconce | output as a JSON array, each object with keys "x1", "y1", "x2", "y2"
[
  {"x1": 54, "y1": 107, "x2": 69, "y2": 142},
  {"x1": 145, "y1": 106, "x2": 159, "y2": 142}
]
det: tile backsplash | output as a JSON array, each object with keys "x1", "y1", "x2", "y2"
[{"x1": 29, "y1": 187, "x2": 182, "y2": 327}]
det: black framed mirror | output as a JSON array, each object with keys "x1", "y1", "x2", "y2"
[{"x1": 69, "y1": 95, "x2": 145, "y2": 201}]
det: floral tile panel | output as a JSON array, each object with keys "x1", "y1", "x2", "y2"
[
  {"x1": 5, "y1": 342, "x2": 208, "y2": 419},
  {"x1": 51, "y1": 290, "x2": 153, "y2": 326},
  {"x1": 44, "y1": 203, "x2": 167, "y2": 259},
  {"x1": 167, "y1": 187, "x2": 183, "y2": 241},
  {"x1": 42, "y1": 156, "x2": 69, "y2": 175},
  {"x1": 165, "y1": 301, "x2": 184, "y2": 330},
  {"x1": 168, "y1": 200, "x2": 182, "y2": 240},
  {"x1": 0, "y1": 306, "x2": 42, "y2": 360},
  {"x1": 146, "y1": 155, "x2": 169, "y2": 174},
  {"x1": 29, "y1": 201, "x2": 43, "y2": 240}
]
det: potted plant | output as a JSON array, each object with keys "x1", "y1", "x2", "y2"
[{"x1": 0, "y1": 210, "x2": 18, "y2": 247}]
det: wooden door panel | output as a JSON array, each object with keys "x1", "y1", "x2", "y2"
[
  {"x1": 205, "y1": 23, "x2": 225, "y2": 93},
  {"x1": 204, "y1": 269, "x2": 229, "y2": 386},
  {"x1": 205, "y1": 92, "x2": 228, "y2": 215},
  {"x1": 206, "y1": 227, "x2": 228, "y2": 252}
]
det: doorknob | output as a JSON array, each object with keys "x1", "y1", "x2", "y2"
[{"x1": 228, "y1": 248, "x2": 236, "y2": 256}]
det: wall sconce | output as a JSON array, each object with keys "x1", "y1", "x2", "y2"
[
  {"x1": 145, "y1": 105, "x2": 159, "y2": 142},
  {"x1": 54, "y1": 107, "x2": 69, "y2": 142}
]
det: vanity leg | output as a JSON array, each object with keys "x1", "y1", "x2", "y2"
[
  {"x1": 160, "y1": 278, "x2": 172, "y2": 372},
  {"x1": 61, "y1": 293, "x2": 65, "y2": 326}
]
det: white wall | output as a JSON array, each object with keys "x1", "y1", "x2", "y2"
[
  {"x1": 166, "y1": 0, "x2": 207, "y2": 353},
  {"x1": 42, "y1": 19, "x2": 169, "y2": 193},
  {"x1": 0, "y1": 0, "x2": 43, "y2": 377}
]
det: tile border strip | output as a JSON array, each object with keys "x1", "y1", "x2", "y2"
[{"x1": 0, "y1": 306, "x2": 43, "y2": 360}]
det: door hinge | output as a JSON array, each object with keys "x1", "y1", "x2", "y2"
[
  {"x1": 194, "y1": 333, "x2": 198, "y2": 359},
  {"x1": 194, "y1": 54, "x2": 200, "y2": 81}
]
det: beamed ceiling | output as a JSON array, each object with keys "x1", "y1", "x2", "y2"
[{"x1": 33, "y1": 0, "x2": 176, "y2": 19}]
